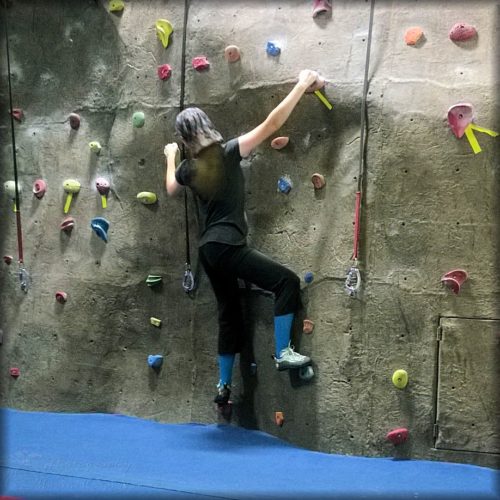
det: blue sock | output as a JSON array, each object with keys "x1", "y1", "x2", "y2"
[
  {"x1": 217, "y1": 353, "x2": 235, "y2": 386},
  {"x1": 274, "y1": 313, "x2": 294, "y2": 358}
]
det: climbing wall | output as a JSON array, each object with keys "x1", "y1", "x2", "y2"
[{"x1": 0, "y1": 0, "x2": 498, "y2": 468}]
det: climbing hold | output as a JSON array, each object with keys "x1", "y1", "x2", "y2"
[
  {"x1": 95, "y1": 177, "x2": 110, "y2": 208},
  {"x1": 55, "y1": 291, "x2": 68, "y2": 303},
  {"x1": 266, "y1": 41, "x2": 281, "y2": 56},
  {"x1": 303, "y1": 319, "x2": 315, "y2": 334},
  {"x1": 447, "y1": 103, "x2": 474, "y2": 139},
  {"x1": 10, "y1": 108, "x2": 23, "y2": 122},
  {"x1": 277, "y1": 175, "x2": 292, "y2": 194},
  {"x1": 404, "y1": 27, "x2": 424, "y2": 46},
  {"x1": 304, "y1": 272, "x2": 314, "y2": 284},
  {"x1": 156, "y1": 19, "x2": 173, "y2": 49},
  {"x1": 90, "y1": 217, "x2": 110, "y2": 242},
  {"x1": 69, "y1": 113, "x2": 80, "y2": 130},
  {"x1": 311, "y1": 173, "x2": 326, "y2": 189},
  {"x1": 299, "y1": 365, "x2": 315, "y2": 381},
  {"x1": 271, "y1": 137, "x2": 289, "y2": 150},
  {"x1": 150, "y1": 317, "x2": 162, "y2": 328},
  {"x1": 447, "y1": 103, "x2": 498, "y2": 154},
  {"x1": 386, "y1": 428, "x2": 409, "y2": 445},
  {"x1": 108, "y1": 0, "x2": 124, "y2": 12},
  {"x1": 146, "y1": 275, "x2": 163, "y2": 287},
  {"x1": 89, "y1": 141, "x2": 101, "y2": 154},
  {"x1": 441, "y1": 269, "x2": 468, "y2": 294},
  {"x1": 157, "y1": 64, "x2": 172, "y2": 80},
  {"x1": 3, "y1": 255, "x2": 13, "y2": 265},
  {"x1": 449, "y1": 23, "x2": 477, "y2": 42},
  {"x1": 137, "y1": 192, "x2": 157, "y2": 204},
  {"x1": 305, "y1": 76, "x2": 325, "y2": 94},
  {"x1": 147, "y1": 354, "x2": 164, "y2": 369},
  {"x1": 313, "y1": 89, "x2": 333, "y2": 110},
  {"x1": 392, "y1": 369, "x2": 408, "y2": 389},
  {"x1": 224, "y1": 45, "x2": 241, "y2": 62},
  {"x1": 33, "y1": 179, "x2": 47, "y2": 199},
  {"x1": 192, "y1": 56, "x2": 210, "y2": 71},
  {"x1": 132, "y1": 111, "x2": 145, "y2": 128},
  {"x1": 345, "y1": 265, "x2": 361, "y2": 297},
  {"x1": 60, "y1": 216, "x2": 75, "y2": 232},
  {"x1": 312, "y1": 0, "x2": 332, "y2": 18},
  {"x1": 250, "y1": 362, "x2": 257, "y2": 376},
  {"x1": 9, "y1": 367, "x2": 20, "y2": 378},
  {"x1": 62, "y1": 179, "x2": 80, "y2": 214},
  {"x1": 4, "y1": 180, "x2": 21, "y2": 211},
  {"x1": 275, "y1": 411, "x2": 284, "y2": 427}
]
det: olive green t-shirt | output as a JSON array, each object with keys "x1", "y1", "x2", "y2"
[{"x1": 175, "y1": 139, "x2": 248, "y2": 247}]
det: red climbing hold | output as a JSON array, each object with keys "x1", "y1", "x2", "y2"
[
  {"x1": 447, "y1": 103, "x2": 474, "y2": 139},
  {"x1": 69, "y1": 113, "x2": 80, "y2": 130},
  {"x1": 192, "y1": 56, "x2": 210, "y2": 71},
  {"x1": 449, "y1": 23, "x2": 477, "y2": 42},
  {"x1": 33, "y1": 179, "x2": 47, "y2": 199},
  {"x1": 60, "y1": 216, "x2": 75, "y2": 232},
  {"x1": 10, "y1": 108, "x2": 24, "y2": 122},
  {"x1": 312, "y1": 0, "x2": 332, "y2": 18},
  {"x1": 386, "y1": 428, "x2": 408, "y2": 445},
  {"x1": 10, "y1": 367, "x2": 20, "y2": 378},
  {"x1": 271, "y1": 137, "x2": 289, "y2": 150},
  {"x1": 3, "y1": 255, "x2": 13, "y2": 265},
  {"x1": 157, "y1": 64, "x2": 172, "y2": 80},
  {"x1": 441, "y1": 269, "x2": 468, "y2": 294},
  {"x1": 55, "y1": 291, "x2": 68, "y2": 303}
]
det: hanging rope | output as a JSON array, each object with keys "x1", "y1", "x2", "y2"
[
  {"x1": 345, "y1": 0, "x2": 375, "y2": 297},
  {"x1": 3, "y1": 5, "x2": 29, "y2": 292}
]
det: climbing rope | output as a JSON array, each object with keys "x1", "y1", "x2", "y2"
[
  {"x1": 345, "y1": 0, "x2": 375, "y2": 297},
  {"x1": 179, "y1": 0, "x2": 195, "y2": 294},
  {"x1": 3, "y1": 5, "x2": 29, "y2": 292}
]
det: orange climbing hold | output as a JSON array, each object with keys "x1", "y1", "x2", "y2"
[
  {"x1": 275, "y1": 411, "x2": 284, "y2": 427},
  {"x1": 404, "y1": 27, "x2": 424, "y2": 46}
]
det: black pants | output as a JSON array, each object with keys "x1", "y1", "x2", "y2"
[{"x1": 199, "y1": 242, "x2": 301, "y2": 355}]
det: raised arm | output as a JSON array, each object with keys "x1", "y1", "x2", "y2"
[
  {"x1": 164, "y1": 142, "x2": 182, "y2": 196},
  {"x1": 238, "y1": 69, "x2": 319, "y2": 158}
]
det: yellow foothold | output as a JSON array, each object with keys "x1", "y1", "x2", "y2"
[
  {"x1": 314, "y1": 90, "x2": 333, "y2": 110},
  {"x1": 109, "y1": 0, "x2": 124, "y2": 12},
  {"x1": 156, "y1": 19, "x2": 173, "y2": 49},
  {"x1": 150, "y1": 317, "x2": 162, "y2": 327},
  {"x1": 137, "y1": 192, "x2": 157, "y2": 205},
  {"x1": 89, "y1": 141, "x2": 102, "y2": 154},
  {"x1": 392, "y1": 369, "x2": 408, "y2": 389}
]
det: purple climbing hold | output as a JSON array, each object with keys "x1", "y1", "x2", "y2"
[
  {"x1": 449, "y1": 23, "x2": 477, "y2": 42},
  {"x1": 312, "y1": 0, "x2": 332, "y2": 18},
  {"x1": 69, "y1": 113, "x2": 81, "y2": 130}
]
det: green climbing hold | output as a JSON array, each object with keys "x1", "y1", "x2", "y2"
[
  {"x1": 392, "y1": 369, "x2": 408, "y2": 389},
  {"x1": 146, "y1": 275, "x2": 163, "y2": 287},
  {"x1": 133, "y1": 112, "x2": 145, "y2": 128}
]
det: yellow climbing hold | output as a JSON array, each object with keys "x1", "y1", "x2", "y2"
[
  {"x1": 392, "y1": 369, "x2": 408, "y2": 389},
  {"x1": 137, "y1": 192, "x2": 157, "y2": 205},
  {"x1": 109, "y1": 0, "x2": 124, "y2": 12},
  {"x1": 156, "y1": 19, "x2": 173, "y2": 49},
  {"x1": 463, "y1": 123, "x2": 498, "y2": 154}
]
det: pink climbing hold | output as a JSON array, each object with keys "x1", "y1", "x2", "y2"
[
  {"x1": 10, "y1": 367, "x2": 20, "y2": 378},
  {"x1": 449, "y1": 23, "x2": 477, "y2": 42},
  {"x1": 271, "y1": 137, "x2": 289, "y2": 150},
  {"x1": 157, "y1": 64, "x2": 172, "y2": 80},
  {"x1": 69, "y1": 113, "x2": 80, "y2": 130},
  {"x1": 3, "y1": 255, "x2": 13, "y2": 265},
  {"x1": 10, "y1": 108, "x2": 24, "y2": 122},
  {"x1": 192, "y1": 56, "x2": 210, "y2": 71},
  {"x1": 404, "y1": 27, "x2": 424, "y2": 46},
  {"x1": 33, "y1": 179, "x2": 47, "y2": 199},
  {"x1": 386, "y1": 428, "x2": 408, "y2": 445},
  {"x1": 441, "y1": 269, "x2": 468, "y2": 294},
  {"x1": 224, "y1": 45, "x2": 241, "y2": 62},
  {"x1": 55, "y1": 291, "x2": 68, "y2": 303},
  {"x1": 312, "y1": 0, "x2": 332, "y2": 18},
  {"x1": 60, "y1": 216, "x2": 75, "y2": 232},
  {"x1": 447, "y1": 103, "x2": 474, "y2": 139},
  {"x1": 303, "y1": 319, "x2": 315, "y2": 334},
  {"x1": 311, "y1": 173, "x2": 326, "y2": 189}
]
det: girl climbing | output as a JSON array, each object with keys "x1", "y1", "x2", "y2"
[{"x1": 164, "y1": 69, "x2": 319, "y2": 405}]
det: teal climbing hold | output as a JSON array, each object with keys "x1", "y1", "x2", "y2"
[{"x1": 133, "y1": 112, "x2": 145, "y2": 128}]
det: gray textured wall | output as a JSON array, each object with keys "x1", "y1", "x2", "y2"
[{"x1": 1, "y1": 0, "x2": 498, "y2": 468}]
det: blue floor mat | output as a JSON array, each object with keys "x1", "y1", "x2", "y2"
[{"x1": 1, "y1": 408, "x2": 498, "y2": 499}]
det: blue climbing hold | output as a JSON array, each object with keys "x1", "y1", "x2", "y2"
[
  {"x1": 147, "y1": 354, "x2": 164, "y2": 369},
  {"x1": 277, "y1": 175, "x2": 292, "y2": 194},
  {"x1": 266, "y1": 41, "x2": 281, "y2": 56},
  {"x1": 304, "y1": 272, "x2": 314, "y2": 284},
  {"x1": 90, "y1": 217, "x2": 110, "y2": 242}
]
